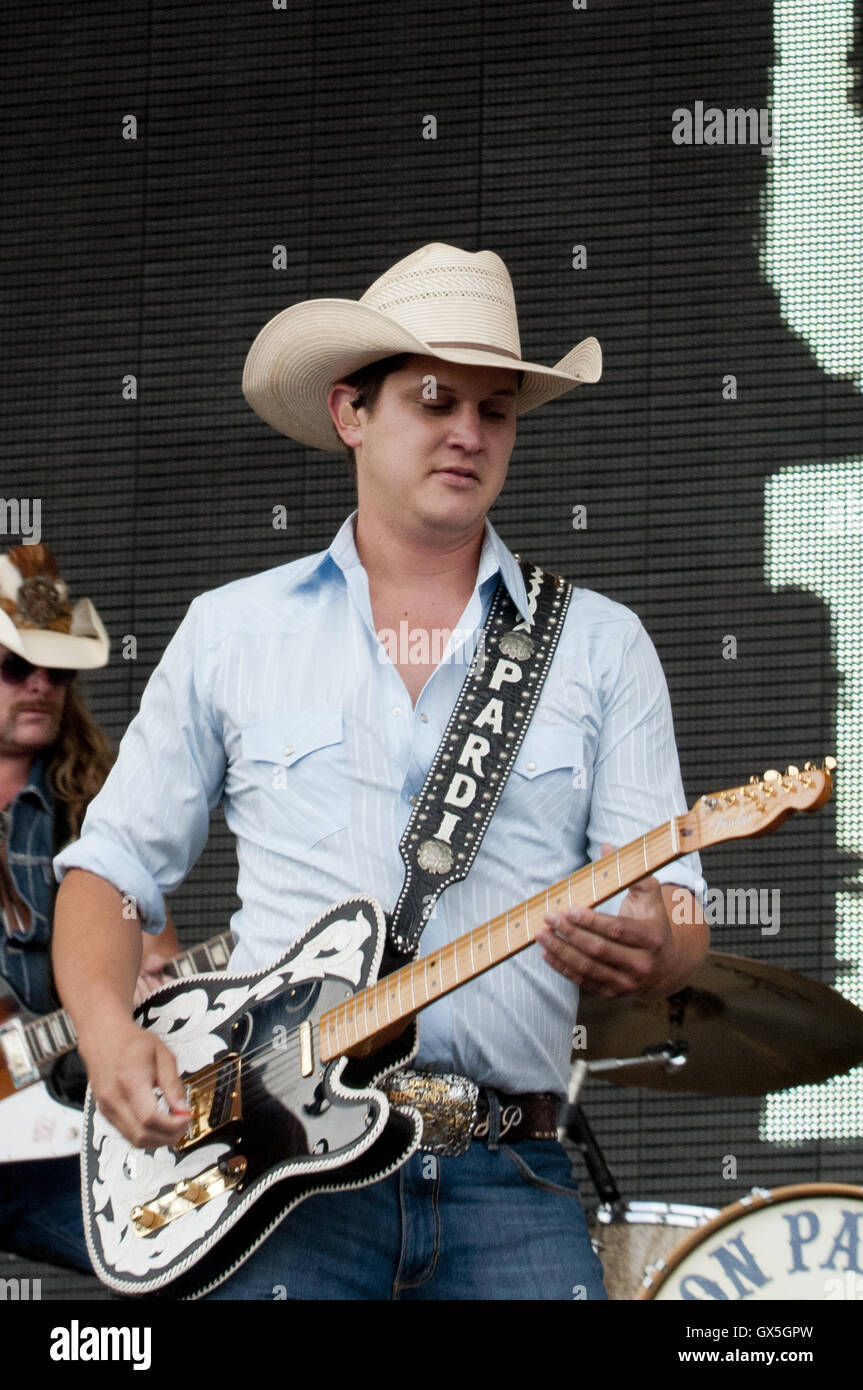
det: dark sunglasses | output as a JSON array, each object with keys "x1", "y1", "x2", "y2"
[{"x1": 0, "y1": 652, "x2": 76, "y2": 688}]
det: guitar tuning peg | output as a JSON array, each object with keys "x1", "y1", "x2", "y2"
[
  {"x1": 786, "y1": 765, "x2": 799, "y2": 778},
  {"x1": 823, "y1": 755, "x2": 837, "y2": 773},
  {"x1": 803, "y1": 761, "x2": 816, "y2": 771},
  {"x1": 763, "y1": 769, "x2": 780, "y2": 782},
  {"x1": 749, "y1": 775, "x2": 759, "y2": 784}
]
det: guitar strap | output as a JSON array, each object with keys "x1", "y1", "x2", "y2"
[{"x1": 387, "y1": 559, "x2": 573, "y2": 957}]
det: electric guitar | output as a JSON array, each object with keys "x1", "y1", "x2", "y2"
[
  {"x1": 82, "y1": 763, "x2": 835, "y2": 1298},
  {"x1": 0, "y1": 931, "x2": 233, "y2": 1163}
]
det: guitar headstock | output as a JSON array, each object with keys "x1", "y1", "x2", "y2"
[{"x1": 684, "y1": 759, "x2": 835, "y2": 850}]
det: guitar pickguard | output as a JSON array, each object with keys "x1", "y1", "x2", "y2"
[{"x1": 83, "y1": 895, "x2": 421, "y2": 1296}]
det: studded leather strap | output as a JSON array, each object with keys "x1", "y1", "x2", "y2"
[{"x1": 387, "y1": 560, "x2": 572, "y2": 956}]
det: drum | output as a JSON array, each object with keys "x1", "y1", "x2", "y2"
[
  {"x1": 640, "y1": 1183, "x2": 863, "y2": 1300},
  {"x1": 590, "y1": 1201, "x2": 719, "y2": 1300}
]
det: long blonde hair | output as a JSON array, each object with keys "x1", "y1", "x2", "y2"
[{"x1": 47, "y1": 683, "x2": 114, "y2": 839}]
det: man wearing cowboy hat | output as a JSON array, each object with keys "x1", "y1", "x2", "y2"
[
  {"x1": 54, "y1": 244, "x2": 707, "y2": 1299},
  {"x1": 0, "y1": 543, "x2": 180, "y2": 1273}
]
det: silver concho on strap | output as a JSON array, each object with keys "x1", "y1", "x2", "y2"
[
  {"x1": 498, "y1": 630, "x2": 534, "y2": 660},
  {"x1": 417, "y1": 838, "x2": 453, "y2": 874}
]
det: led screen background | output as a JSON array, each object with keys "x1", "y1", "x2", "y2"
[{"x1": 2, "y1": 0, "x2": 861, "y2": 1292}]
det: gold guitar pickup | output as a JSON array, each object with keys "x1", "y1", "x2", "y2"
[
  {"x1": 175, "y1": 1052, "x2": 242, "y2": 1151},
  {"x1": 130, "y1": 1155, "x2": 247, "y2": 1236}
]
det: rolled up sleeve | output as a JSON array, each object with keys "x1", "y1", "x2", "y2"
[{"x1": 54, "y1": 595, "x2": 227, "y2": 934}]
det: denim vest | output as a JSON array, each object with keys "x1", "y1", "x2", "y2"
[{"x1": 0, "y1": 754, "x2": 61, "y2": 1015}]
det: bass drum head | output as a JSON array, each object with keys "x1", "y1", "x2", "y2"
[
  {"x1": 640, "y1": 1183, "x2": 863, "y2": 1301},
  {"x1": 589, "y1": 1201, "x2": 719, "y2": 1301}
]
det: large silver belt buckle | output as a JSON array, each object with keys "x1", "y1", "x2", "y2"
[{"x1": 387, "y1": 1070, "x2": 479, "y2": 1157}]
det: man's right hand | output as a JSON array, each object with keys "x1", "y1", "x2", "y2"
[
  {"x1": 53, "y1": 870, "x2": 192, "y2": 1151},
  {"x1": 77, "y1": 1017, "x2": 191, "y2": 1150}
]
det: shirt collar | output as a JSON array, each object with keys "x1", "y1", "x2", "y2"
[
  {"x1": 19, "y1": 753, "x2": 53, "y2": 813},
  {"x1": 326, "y1": 511, "x2": 531, "y2": 619}
]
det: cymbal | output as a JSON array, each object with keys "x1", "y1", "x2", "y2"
[{"x1": 576, "y1": 952, "x2": 863, "y2": 1095}]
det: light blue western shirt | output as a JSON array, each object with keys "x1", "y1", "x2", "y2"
[{"x1": 55, "y1": 514, "x2": 704, "y2": 1095}]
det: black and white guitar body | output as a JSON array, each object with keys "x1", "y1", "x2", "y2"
[{"x1": 82, "y1": 895, "x2": 421, "y2": 1298}]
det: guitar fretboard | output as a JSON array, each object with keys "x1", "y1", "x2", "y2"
[
  {"x1": 25, "y1": 1008, "x2": 78, "y2": 1068},
  {"x1": 318, "y1": 818, "x2": 687, "y2": 1062},
  {"x1": 162, "y1": 934, "x2": 233, "y2": 980}
]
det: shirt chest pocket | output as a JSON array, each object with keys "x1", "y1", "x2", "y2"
[
  {"x1": 239, "y1": 708, "x2": 350, "y2": 852},
  {"x1": 512, "y1": 727, "x2": 586, "y2": 784},
  {"x1": 494, "y1": 726, "x2": 587, "y2": 868}
]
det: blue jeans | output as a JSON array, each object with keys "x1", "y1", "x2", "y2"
[
  {"x1": 207, "y1": 1140, "x2": 606, "y2": 1300},
  {"x1": 0, "y1": 1155, "x2": 92, "y2": 1273}
]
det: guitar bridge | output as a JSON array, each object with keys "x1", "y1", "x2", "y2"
[
  {"x1": 130, "y1": 1155, "x2": 247, "y2": 1236},
  {"x1": 176, "y1": 1051, "x2": 243, "y2": 1151}
]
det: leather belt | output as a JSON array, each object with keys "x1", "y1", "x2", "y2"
[{"x1": 386, "y1": 1069, "x2": 560, "y2": 1156}]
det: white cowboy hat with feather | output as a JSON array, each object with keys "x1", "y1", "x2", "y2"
[{"x1": 0, "y1": 545, "x2": 109, "y2": 670}]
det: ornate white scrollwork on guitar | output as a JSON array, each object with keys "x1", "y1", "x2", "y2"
[{"x1": 81, "y1": 763, "x2": 835, "y2": 1297}]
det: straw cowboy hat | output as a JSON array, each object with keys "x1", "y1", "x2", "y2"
[
  {"x1": 242, "y1": 242, "x2": 602, "y2": 451},
  {"x1": 0, "y1": 545, "x2": 109, "y2": 670}
]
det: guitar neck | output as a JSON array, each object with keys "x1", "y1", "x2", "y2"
[
  {"x1": 319, "y1": 817, "x2": 689, "y2": 1063},
  {"x1": 21, "y1": 930, "x2": 233, "y2": 1071},
  {"x1": 162, "y1": 931, "x2": 233, "y2": 980}
]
